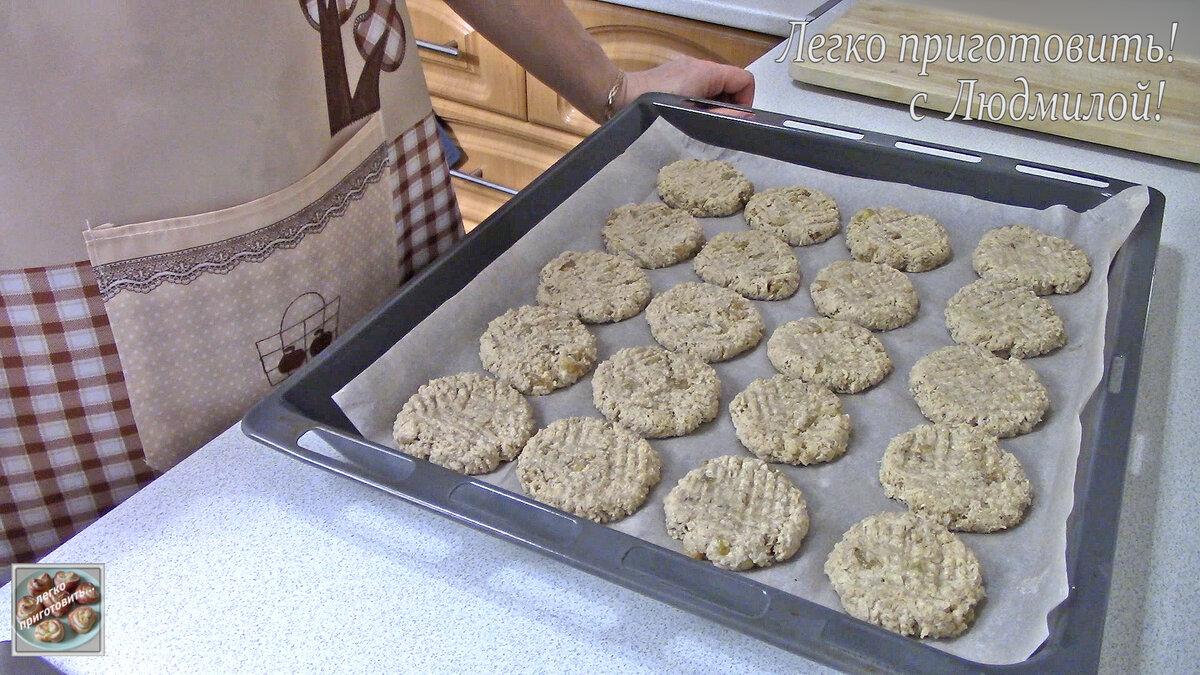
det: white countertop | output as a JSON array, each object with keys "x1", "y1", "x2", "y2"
[
  {"x1": 599, "y1": 0, "x2": 815, "y2": 37},
  {"x1": 6, "y1": 18, "x2": 1200, "y2": 675}
]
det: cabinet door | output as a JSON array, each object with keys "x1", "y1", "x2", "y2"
[
  {"x1": 408, "y1": 0, "x2": 527, "y2": 119},
  {"x1": 526, "y1": 0, "x2": 779, "y2": 135},
  {"x1": 434, "y1": 97, "x2": 583, "y2": 231}
]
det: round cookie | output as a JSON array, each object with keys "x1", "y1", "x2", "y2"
[
  {"x1": 730, "y1": 375, "x2": 850, "y2": 465},
  {"x1": 944, "y1": 278, "x2": 1067, "y2": 358},
  {"x1": 809, "y1": 260, "x2": 919, "y2": 331},
  {"x1": 479, "y1": 304, "x2": 596, "y2": 395},
  {"x1": 824, "y1": 511, "x2": 985, "y2": 639},
  {"x1": 393, "y1": 372, "x2": 536, "y2": 475},
  {"x1": 656, "y1": 158, "x2": 754, "y2": 217},
  {"x1": 766, "y1": 317, "x2": 892, "y2": 394},
  {"x1": 592, "y1": 346, "x2": 720, "y2": 438},
  {"x1": 972, "y1": 224, "x2": 1092, "y2": 295},
  {"x1": 517, "y1": 417, "x2": 661, "y2": 523},
  {"x1": 537, "y1": 250, "x2": 652, "y2": 323},
  {"x1": 743, "y1": 186, "x2": 841, "y2": 246},
  {"x1": 909, "y1": 344, "x2": 1050, "y2": 437},
  {"x1": 846, "y1": 206, "x2": 951, "y2": 272},
  {"x1": 602, "y1": 203, "x2": 705, "y2": 269},
  {"x1": 646, "y1": 282, "x2": 764, "y2": 362},
  {"x1": 880, "y1": 424, "x2": 1033, "y2": 532},
  {"x1": 692, "y1": 230, "x2": 801, "y2": 300},
  {"x1": 664, "y1": 455, "x2": 809, "y2": 571}
]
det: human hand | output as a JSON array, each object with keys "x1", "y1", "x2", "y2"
[{"x1": 618, "y1": 56, "x2": 755, "y2": 111}]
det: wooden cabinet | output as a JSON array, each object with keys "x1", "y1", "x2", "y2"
[
  {"x1": 526, "y1": 0, "x2": 779, "y2": 137},
  {"x1": 432, "y1": 96, "x2": 582, "y2": 229},
  {"x1": 409, "y1": 0, "x2": 778, "y2": 231},
  {"x1": 408, "y1": 1, "x2": 526, "y2": 118}
]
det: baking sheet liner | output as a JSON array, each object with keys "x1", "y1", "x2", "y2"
[{"x1": 334, "y1": 119, "x2": 1148, "y2": 665}]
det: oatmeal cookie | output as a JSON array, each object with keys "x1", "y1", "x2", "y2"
[{"x1": 664, "y1": 455, "x2": 809, "y2": 570}]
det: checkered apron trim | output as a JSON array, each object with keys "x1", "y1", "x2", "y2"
[
  {"x1": 392, "y1": 112, "x2": 464, "y2": 283},
  {"x1": 1, "y1": 261, "x2": 154, "y2": 566}
]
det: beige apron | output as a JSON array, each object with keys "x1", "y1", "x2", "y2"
[{"x1": 1, "y1": 0, "x2": 463, "y2": 564}]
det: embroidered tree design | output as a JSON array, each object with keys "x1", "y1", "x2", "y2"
[{"x1": 301, "y1": 0, "x2": 408, "y2": 135}]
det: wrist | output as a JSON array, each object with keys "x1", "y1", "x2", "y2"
[{"x1": 600, "y1": 68, "x2": 628, "y2": 122}]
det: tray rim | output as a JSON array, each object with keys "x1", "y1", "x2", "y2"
[{"x1": 241, "y1": 93, "x2": 1164, "y2": 673}]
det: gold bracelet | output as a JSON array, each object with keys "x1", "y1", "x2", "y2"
[{"x1": 603, "y1": 69, "x2": 626, "y2": 122}]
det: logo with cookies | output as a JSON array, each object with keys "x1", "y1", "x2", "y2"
[{"x1": 11, "y1": 564, "x2": 104, "y2": 656}]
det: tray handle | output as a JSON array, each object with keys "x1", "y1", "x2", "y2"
[
  {"x1": 240, "y1": 404, "x2": 583, "y2": 550},
  {"x1": 613, "y1": 540, "x2": 927, "y2": 672}
]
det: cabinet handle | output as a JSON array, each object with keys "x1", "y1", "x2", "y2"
[
  {"x1": 450, "y1": 168, "x2": 519, "y2": 196},
  {"x1": 416, "y1": 38, "x2": 461, "y2": 58}
]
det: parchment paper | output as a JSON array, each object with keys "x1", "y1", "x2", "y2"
[{"x1": 334, "y1": 119, "x2": 1149, "y2": 665}]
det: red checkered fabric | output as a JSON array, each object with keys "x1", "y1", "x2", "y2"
[
  {"x1": 392, "y1": 112, "x2": 464, "y2": 283},
  {"x1": 1, "y1": 261, "x2": 155, "y2": 565}
]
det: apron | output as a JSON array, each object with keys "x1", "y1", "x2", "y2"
[{"x1": 1, "y1": 0, "x2": 463, "y2": 565}]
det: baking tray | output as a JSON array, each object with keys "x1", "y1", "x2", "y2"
[{"x1": 241, "y1": 93, "x2": 1163, "y2": 673}]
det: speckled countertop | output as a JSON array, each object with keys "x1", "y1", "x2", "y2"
[{"x1": 5, "y1": 5, "x2": 1199, "y2": 674}]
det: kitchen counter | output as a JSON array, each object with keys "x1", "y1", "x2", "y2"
[
  {"x1": 599, "y1": 0, "x2": 812, "y2": 37},
  {"x1": 5, "y1": 20, "x2": 1200, "y2": 675}
]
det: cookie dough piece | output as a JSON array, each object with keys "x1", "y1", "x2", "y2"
[
  {"x1": 646, "y1": 282, "x2": 764, "y2": 362},
  {"x1": 68, "y1": 606, "x2": 99, "y2": 633},
  {"x1": 479, "y1": 304, "x2": 597, "y2": 395},
  {"x1": 602, "y1": 203, "x2": 705, "y2": 269},
  {"x1": 517, "y1": 417, "x2": 661, "y2": 523},
  {"x1": 767, "y1": 317, "x2": 892, "y2": 394},
  {"x1": 27, "y1": 573, "x2": 52, "y2": 597},
  {"x1": 945, "y1": 278, "x2": 1067, "y2": 358},
  {"x1": 657, "y1": 158, "x2": 754, "y2": 217},
  {"x1": 846, "y1": 206, "x2": 951, "y2": 272},
  {"x1": 692, "y1": 230, "x2": 801, "y2": 300},
  {"x1": 537, "y1": 250, "x2": 651, "y2": 323},
  {"x1": 744, "y1": 186, "x2": 841, "y2": 246},
  {"x1": 53, "y1": 571, "x2": 80, "y2": 593},
  {"x1": 43, "y1": 587, "x2": 73, "y2": 617},
  {"x1": 824, "y1": 511, "x2": 985, "y2": 639},
  {"x1": 592, "y1": 346, "x2": 720, "y2": 438},
  {"x1": 909, "y1": 345, "x2": 1049, "y2": 437},
  {"x1": 731, "y1": 375, "x2": 850, "y2": 465},
  {"x1": 664, "y1": 455, "x2": 809, "y2": 571},
  {"x1": 34, "y1": 618, "x2": 65, "y2": 643},
  {"x1": 16, "y1": 596, "x2": 41, "y2": 624},
  {"x1": 392, "y1": 372, "x2": 536, "y2": 475},
  {"x1": 880, "y1": 424, "x2": 1033, "y2": 532},
  {"x1": 972, "y1": 224, "x2": 1092, "y2": 295},
  {"x1": 810, "y1": 260, "x2": 919, "y2": 331},
  {"x1": 74, "y1": 582, "x2": 101, "y2": 605}
]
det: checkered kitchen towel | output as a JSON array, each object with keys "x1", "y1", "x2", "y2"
[
  {"x1": 1, "y1": 261, "x2": 154, "y2": 566},
  {"x1": 393, "y1": 113, "x2": 463, "y2": 282}
]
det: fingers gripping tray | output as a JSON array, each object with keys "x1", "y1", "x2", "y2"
[{"x1": 242, "y1": 94, "x2": 1163, "y2": 672}]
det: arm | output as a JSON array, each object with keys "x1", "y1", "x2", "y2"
[{"x1": 441, "y1": 0, "x2": 754, "y2": 122}]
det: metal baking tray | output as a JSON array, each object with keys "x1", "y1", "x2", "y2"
[{"x1": 242, "y1": 94, "x2": 1163, "y2": 673}]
